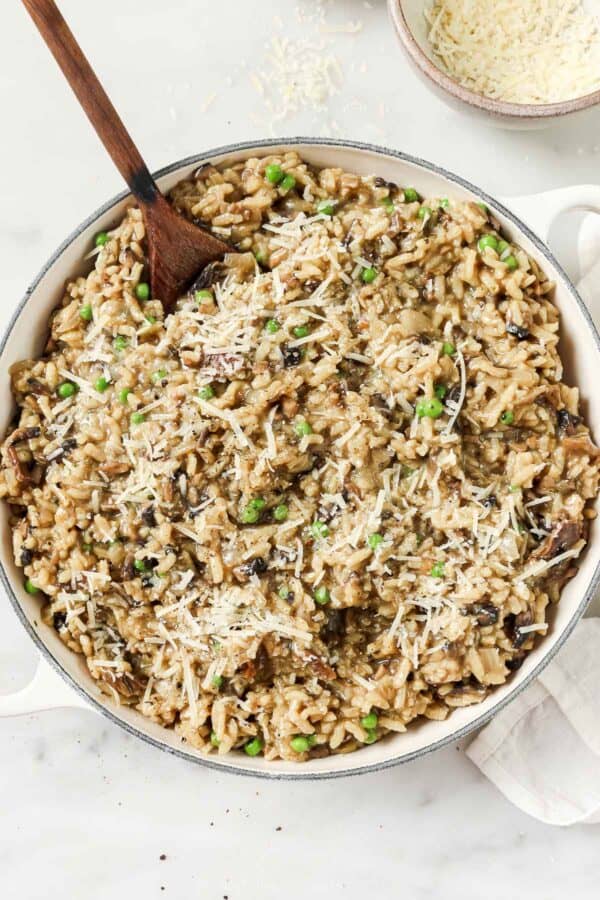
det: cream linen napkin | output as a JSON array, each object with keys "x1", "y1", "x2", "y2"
[{"x1": 466, "y1": 216, "x2": 600, "y2": 826}]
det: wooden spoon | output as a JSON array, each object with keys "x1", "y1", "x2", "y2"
[{"x1": 22, "y1": 0, "x2": 231, "y2": 309}]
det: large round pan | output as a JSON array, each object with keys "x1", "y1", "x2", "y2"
[{"x1": 2, "y1": 138, "x2": 600, "y2": 779}]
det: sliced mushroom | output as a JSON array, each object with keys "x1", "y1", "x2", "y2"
[
  {"x1": 556, "y1": 408, "x2": 581, "y2": 435},
  {"x1": 530, "y1": 520, "x2": 581, "y2": 561},
  {"x1": 100, "y1": 670, "x2": 147, "y2": 701},
  {"x1": 470, "y1": 602, "x2": 499, "y2": 627},
  {"x1": 562, "y1": 435, "x2": 600, "y2": 457},
  {"x1": 300, "y1": 651, "x2": 336, "y2": 681},
  {"x1": 5, "y1": 426, "x2": 41, "y2": 483}
]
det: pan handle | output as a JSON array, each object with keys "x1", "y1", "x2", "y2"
[
  {"x1": 0, "y1": 655, "x2": 91, "y2": 717},
  {"x1": 500, "y1": 185, "x2": 600, "y2": 243}
]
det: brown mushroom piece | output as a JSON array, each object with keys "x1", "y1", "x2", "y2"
[
  {"x1": 239, "y1": 644, "x2": 273, "y2": 684},
  {"x1": 25, "y1": 378, "x2": 50, "y2": 396},
  {"x1": 504, "y1": 610, "x2": 534, "y2": 649},
  {"x1": 556, "y1": 408, "x2": 581, "y2": 435},
  {"x1": 470, "y1": 602, "x2": 499, "y2": 626},
  {"x1": 530, "y1": 520, "x2": 582, "y2": 561},
  {"x1": 187, "y1": 259, "x2": 223, "y2": 293},
  {"x1": 562, "y1": 435, "x2": 600, "y2": 457},
  {"x1": 300, "y1": 651, "x2": 336, "y2": 681},
  {"x1": 5, "y1": 426, "x2": 41, "y2": 483},
  {"x1": 101, "y1": 670, "x2": 147, "y2": 701}
]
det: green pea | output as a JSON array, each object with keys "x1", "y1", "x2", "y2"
[
  {"x1": 314, "y1": 585, "x2": 330, "y2": 605},
  {"x1": 94, "y1": 376, "x2": 109, "y2": 393},
  {"x1": 151, "y1": 368, "x2": 167, "y2": 384},
  {"x1": 198, "y1": 385, "x2": 215, "y2": 400},
  {"x1": 212, "y1": 675, "x2": 223, "y2": 689},
  {"x1": 131, "y1": 412, "x2": 146, "y2": 426},
  {"x1": 24, "y1": 578, "x2": 39, "y2": 595},
  {"x1": 118, "y1": 388, "x2": 131, "y2": 404},
  {"x1": 278, "y1": 585, "x2": 291, "y2": 600},
  {"x1": 477, "y1": 201, "x2": 489, "y2": 214},
  {"x1": 134, "y1": 559, "x2": 148, "y2": 573},
  {"x1": 265, "y1": 318, "x2": 280, "y2": 334},
  {"x1": 418, "y1": 206, "x2": 432, "y2": 220},
  {"x1": 94, "y1": 231, "x2": 109, "y2": 247},
  {"x1": 363, "y1": 730, "x2": 378, "y2": 744},
  {"x1": 241, "y1": 501, "x2": 264, "y2": 524},
  {"x1": 442, "y1": 341, "x2": 456, "y2": 356},
  {"x1": 254, "y1": 249, "x2": 267, "y2": 266},
  {"x1": 114, "y1": 335, "x2": 128, "y2": 352},
  {"x1": 135, "y1": 282, "x2": 150, "y2": 301},
  {"x1": 361, "y1": 267, "x2": 377, "y2": 284},
  {"x1": 439, "y1": 198, "x2": 450, "y2": 209},
  {"x1": 244, "y1": 737, "x2": 263, "y2": 756},
  {"x1": 381, "y1": 197, "x2": 394, "y2": 213},
  {"x1": 290, "y1": 735, "x2": 314, "y2": 753},
  {"x1": 434, "y1": 383, "x2": 447, "y2": 400},
  {"x1": 311, "y1": 520, "x2": 329, "y2": 539},
  {"x1": 368, "y1": 533, "x2": 384, "y2": 550},
  {"x1": 293, "y1": 325, "x2": 309, "y2": 338},
  {"x1": 317, "y1": 200, "x2": 335, "y2": 216},
  {"x1": 79, "y1": 304, "x2": 93, "y2": 322},
  {"x1": 500, "y1": 410, "x2": 514, "y2": 425},
  {"x1": 416, "y1": 397, "x2": 444, "y2": 419},
  {"x1": 273, "y1": 504, "x2": 289, "y2": 522},
  {"x1": 265, "y1": 164, "x2": 284, "y2": 184},
  {"x1": 509, "y1": 484, "x2": 521, "y2": 493},
  {"x1": 504, "y1": 254, "x2": 518, "y2": 271},
  {"x1": 403, "y1": 188, "x2": 420, "y2": 202},
  {"x1": 294, "y1": 420, "x2": 312, "y2": 436},
  {"x1": 478, "y1": 234, "x2": 499, "y2": 253},
  {"x1": 361, "y1": 712, "x2": 378, "y2": 730},
  {"x1": 145, "y1": 315, "x2": 156, "y2": 325},
  {"x1": 57, "y1": 381, "x2": 78, "y2": 399},
  {"x1": 280, "y1": 174, "x2": 296, "y2": 192},
  {"x1": 430, "y1": 561, "x2": 445, "y2": 578},
  {"x1": 497, "y1": 240, "x2": 510, "y2": 256},
  {"x1": 210, "y1": 730, "x2": 220, "y2": 747},
  {"x1": 195, "y1": 289, "x2": 213, "y2": 302}
]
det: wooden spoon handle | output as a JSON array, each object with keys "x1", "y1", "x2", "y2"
[{"x1": 21, "y1": 0, "x2": 158, "y2": 204}]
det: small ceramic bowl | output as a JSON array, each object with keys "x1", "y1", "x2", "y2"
[{"x1": 388, "y1": 0, "x2": 600, "y2": 129}]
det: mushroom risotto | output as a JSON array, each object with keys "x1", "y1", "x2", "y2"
[{"x1": 2, "y1": 152, "x2": 599, "y2": 760}]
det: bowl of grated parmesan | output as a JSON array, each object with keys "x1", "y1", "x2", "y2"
[{"x1": 388, "y1": 0, "x2": 600, "y2": 127}]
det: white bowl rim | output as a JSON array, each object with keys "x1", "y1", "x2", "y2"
[{"x1": 3, "y1": 135, "x2": 600, "y2": 780}]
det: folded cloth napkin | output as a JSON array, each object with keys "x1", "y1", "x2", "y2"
[{"x1": 466, "y1": 215, "x2": 600, "y2": 826}]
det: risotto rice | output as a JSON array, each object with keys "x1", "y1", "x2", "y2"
[{"x1": 1, "y1": 151, "x2": 599, "y2": 760}]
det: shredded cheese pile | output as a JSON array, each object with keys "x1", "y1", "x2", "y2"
[{"x1": 425, "y1": 0, "x2": 600, "y2": 104}]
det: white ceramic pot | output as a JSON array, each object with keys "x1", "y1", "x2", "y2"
[{"x1": 2, "y1": 138, "x2": 600, "y2": 779}]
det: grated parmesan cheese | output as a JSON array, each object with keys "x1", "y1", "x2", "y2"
[{"x1": 425, "y1": 0, "x2": 600, "y2": 104}]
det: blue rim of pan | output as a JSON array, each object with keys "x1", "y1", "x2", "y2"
[{"x1": 2, "y1": 136, "x2": 600, "y2": 779}]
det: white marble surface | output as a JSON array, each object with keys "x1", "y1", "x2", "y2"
[{"x1": 1, "y1": 1, "x2": 600, "y2": 897}]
